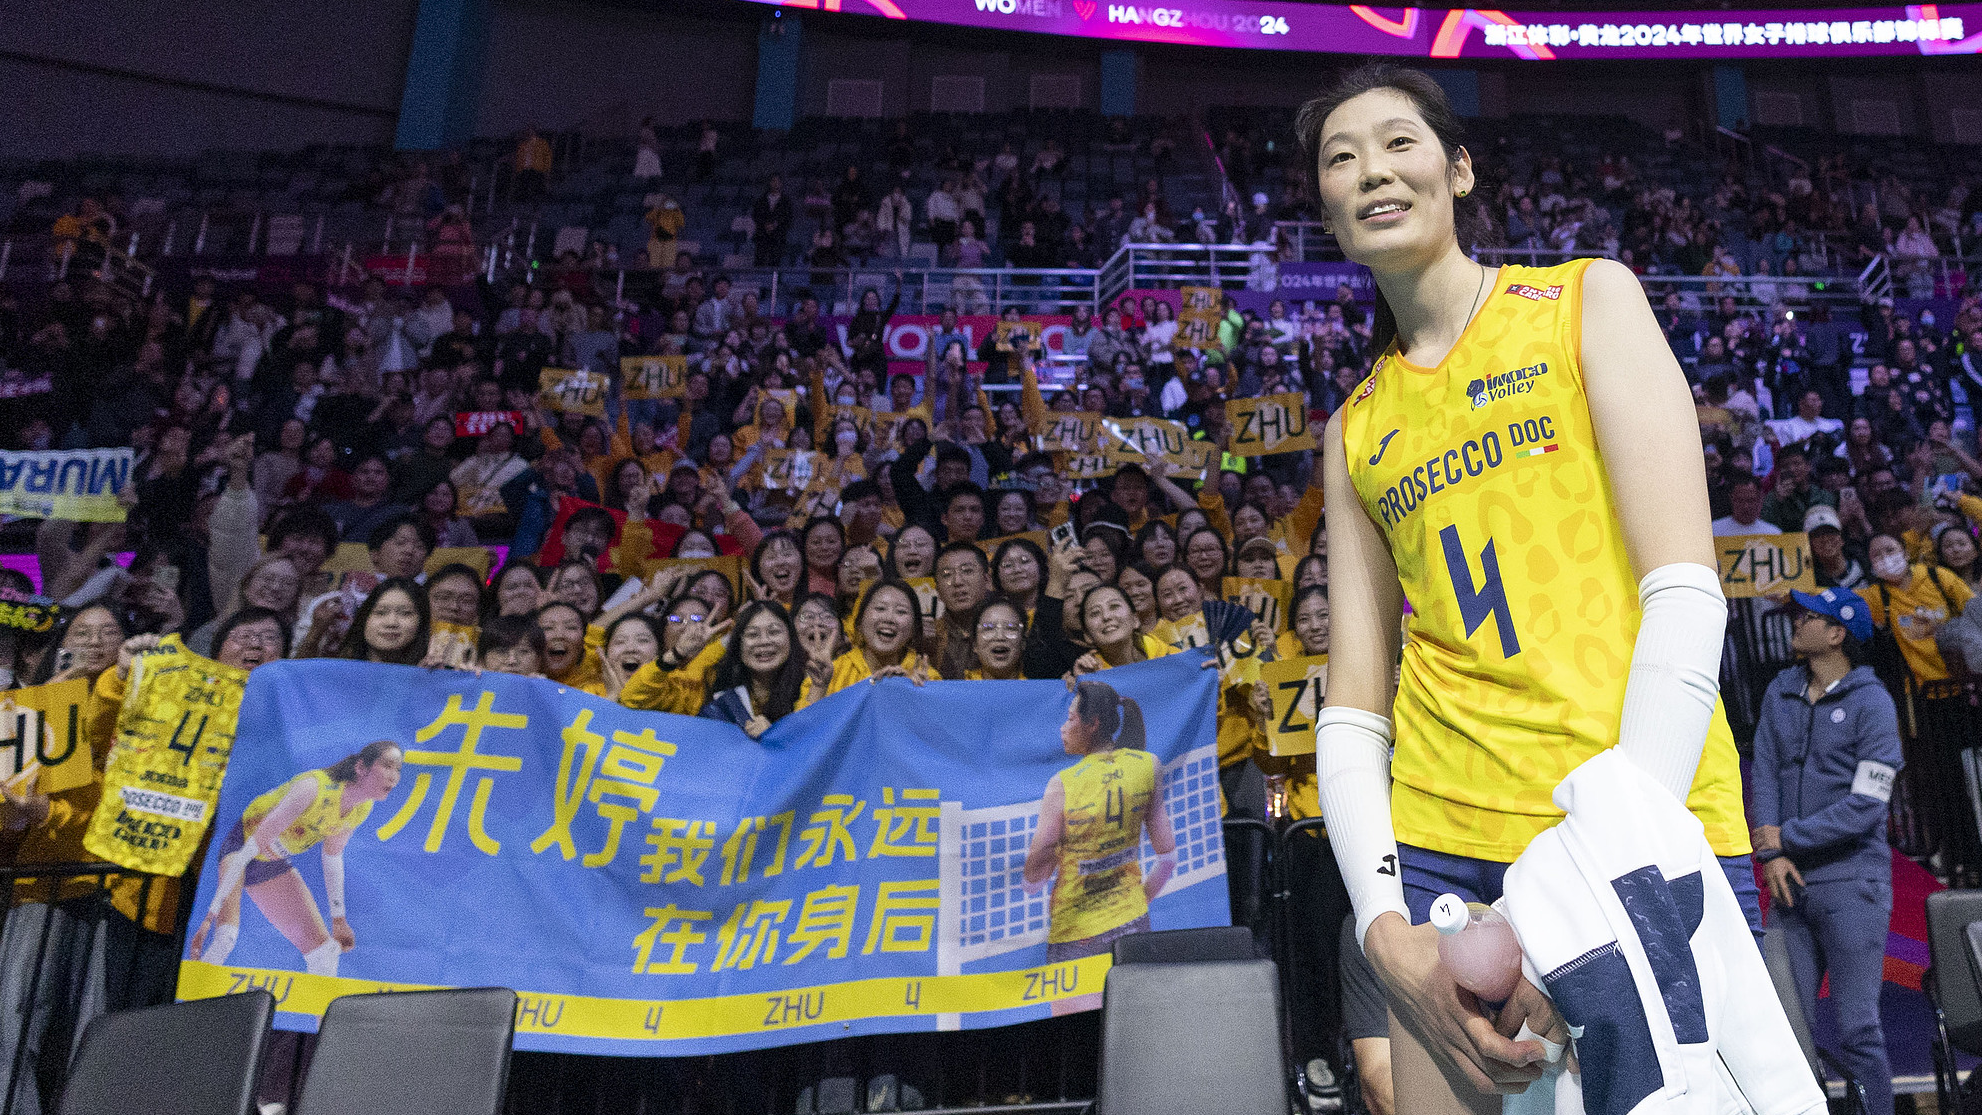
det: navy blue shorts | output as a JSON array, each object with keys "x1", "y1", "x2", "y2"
[
  {"x1": 1399, "y1": 843, "x2": 1764, "y2": 946},
  {"x1": 219, "y1": 822, "x2": 299, "y2": 887}
]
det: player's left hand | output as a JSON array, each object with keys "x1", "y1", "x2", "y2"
[
  {"x1": 1493, "y1": 978, "x2": 1569, "y2": 1067},
  {"x1": 331, "y1": 916, "x2": 356, "y2": 951}
]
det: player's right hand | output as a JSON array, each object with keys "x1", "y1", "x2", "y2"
[
  {"x1": 1365, "y1": 913, "x2": 1546, "y2": 1096},
  {"x1": 190, "y1": 915, "x2": 213, "y2": 959},
  {"x1": 1763, "y1": 856, "x2": 1803, "y2": 908}
]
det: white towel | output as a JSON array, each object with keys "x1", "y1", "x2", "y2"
[{"x1": 1500, "y1": 750, "x2": 1822, "y2": 1115}]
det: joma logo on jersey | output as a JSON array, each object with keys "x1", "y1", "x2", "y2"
[
  {"x1": 1466, "y1": 362, "x2": 1549, "y2": 409},
  {"x1": 1507, "y1": 283, "x2": 1563, "y2": 301}
]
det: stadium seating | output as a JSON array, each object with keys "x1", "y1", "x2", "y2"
[
  {"x1": 1098, "y1": 942, "x2": 1287, "y2": 1115},
  {"x1": 1930, "y1": 889, "x2": 1982, "y2": 1112},
  {"x1": 56, "y1": 989, "x2": 274, "y2": 1115},
  {"x1": 292, "y1": 987, "x2": 517, "y2": 1115},
  {"x1": 11, "y1": 101, "x2": 1966, "y2": 289}
]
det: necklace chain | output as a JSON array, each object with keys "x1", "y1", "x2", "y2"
[{"x1": 1464, "y1": 263, "x2": 1490, "y2": 330}]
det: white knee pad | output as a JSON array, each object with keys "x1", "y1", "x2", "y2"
[
  {"x1": 202, "y1": 923, "x2": 240, "y2": 965},
  {"x1": 302, "y1": 938, "x2": 342, "y2": 978}
]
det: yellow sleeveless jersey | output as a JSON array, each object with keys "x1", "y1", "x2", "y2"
[
  {"x1": 1340, "y1": 260, "x2": 1748, "y2": 861},
  {"x1": 1049, "y1": 747, "x2": 1158, "y2": 943},
  {"x1": 242, "y1": 769, "x2": 374, "y2": 860}
]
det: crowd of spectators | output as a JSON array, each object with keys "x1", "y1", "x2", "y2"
[
  {"x1": 0, "y1": 236, "x2": 1978, "y2": 1101},
  {"x1": 712, "y1": 108, "x2": 1981, "y2": 299},
  {"x1": 1, "y1": 106, "x2": 1981, "y2": 1113}
]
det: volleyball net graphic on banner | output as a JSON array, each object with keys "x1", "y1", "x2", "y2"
[{"x1": 935, "y1": 744, "x2": 1226, "y2": 975}]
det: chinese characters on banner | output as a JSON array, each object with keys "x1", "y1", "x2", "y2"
[
  {"x1": 178, "y1": 655, "x2": 1228, "y2": 1055},
  {"x1": 1480, "y1": 15, "x2": 1967, "y2": 51},
  {"x1": 454, "y1": 411, "x2": 524, "y2": 438},
  {"x1": 730, "y1": 0, "x2": 1975, "y2": 63}
]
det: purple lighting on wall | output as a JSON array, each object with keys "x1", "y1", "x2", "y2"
[{"x1": 736, "y1": 1, "x2": 1979, "y2": 60}]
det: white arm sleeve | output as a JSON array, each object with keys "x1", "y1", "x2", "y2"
[
  {"x1": 209, "y1": 835, "x2": 260, "y2": 916},
  {"x1": 1615, "y1": 562, "x2": 1728, "y2": 803},
  {"x1": 1316, "y1": 705, "x2": 1410, "y2": 953},
  {"x1": 322, "y1": 851, "x2": 347, "y2": 918}
]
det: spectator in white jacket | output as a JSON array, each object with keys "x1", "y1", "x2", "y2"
[
  {"x1": 877, "y1": 185, "x2": 913, "y2": 259},
  {"x1": 926, "y1": 180, "x2": 961, "y2": 254}
]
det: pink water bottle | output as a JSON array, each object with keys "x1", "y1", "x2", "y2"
[{"x1": 1429, "y1": 893, "x2": 1524, "y2": 1002}]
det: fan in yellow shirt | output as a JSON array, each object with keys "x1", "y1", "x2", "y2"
[
  {"x1": 619, "y1": 594, "x2": 731, "y2": 713},
  {"x1": 190, "y1": 741, "x2": 403, "y2": 978},
  {"x1": 1861, "y1": 533, "x2": 1973, "y2": 684},
  {"x1": 1067, "y1": 584, "x2": 1175, "y2": 676},
  {"x1": 1255, "y1": 585, "x2": 1331, "y2": 821},
  {"x1": 539, "y1": 602, "x2": 606, "y2": 696},
  {"x1": 799, "y1": 579, "x2": 938, "y2": 707},
  {"x1": 1022, "y1": 678, "x2": 1176, "y2": 1015}
]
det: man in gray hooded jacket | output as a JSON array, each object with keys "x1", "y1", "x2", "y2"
[{"x1": 1751, "y1": 586, "x2": 1901, "y2": 1114}]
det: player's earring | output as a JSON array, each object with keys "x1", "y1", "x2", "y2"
[{"x1": 1456, "y1": 189, "x2": 1469, "y2": 198}]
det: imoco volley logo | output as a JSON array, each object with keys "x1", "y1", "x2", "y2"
[{"x1": 1466, "y1": 362, "x2": 1550, "y2": 409}]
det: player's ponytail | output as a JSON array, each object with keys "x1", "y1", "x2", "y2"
[
  {"x1": 325, "y1": 739, "x2": 399, "y2": 783},
  {"x1": 1114, "y1": 696, "x2": 1147, "y2": 751},
  {"x1": 1073, "y1": 680, "x2": 1146, "y2": 751}
]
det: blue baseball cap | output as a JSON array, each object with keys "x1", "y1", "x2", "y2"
[{"x1": 1789, "y1": 587, "x2": 1874, "y2": 643}]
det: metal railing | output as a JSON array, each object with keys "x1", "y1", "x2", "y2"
[
  {"x1": 1858, "y1": 253, "x2": 1894, "y2": 304},
  {"x1": 1275, "y1": 224, "x2": 1864, "y2": 278},
  {"x1": 1714, "y1": 126, "x2": 1754, "y2": 179},
  {"x1": 1096, "y1": 242, "x2": 1275, "y2": 307},
  {"x1": 575, "y1": 264, "x2": 1100, "y2": 320},
  {"x1": 2, "y1": 212, "x2": 1893, "y2": 332},
  {"x1": 0, "y1": 862, "x2": 186, "y2": 1115},
  {"x1": 1474, "y1": 244, "x2": 1613, "y2": 267},
  {"x1": 1884, "y1": 251, "x2": 1975, "y2": 300}
]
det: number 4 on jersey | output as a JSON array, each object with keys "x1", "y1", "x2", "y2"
[
  {"x1": 166, "y1": 710, "x2": 209, "y2": 765},
  {"x1": 1439, "y1": 524, "x2": 1521, "y2": 659}
]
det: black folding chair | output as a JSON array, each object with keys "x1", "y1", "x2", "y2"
[
  {"x1": 1927, "y1": 889, "x2": 1982, "y2": 1111},
  {"x1": 293, "y1": 988, "x2": 517, "y2": 1115},
  {"x1": 1098, "y1": 932, "x2": 1286, "y2": 1115},
  {"x1": 1111, "y1": 925, "x2": 1258, "y2": 965},
  {"x1": 1760, "y1": 922, "x2": 1866, "y2": 1113},
  {"x1": 56, "y1": 990, "x2": 274, "y2": 1115}
]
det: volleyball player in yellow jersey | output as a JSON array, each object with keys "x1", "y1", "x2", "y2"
[
  {"x1": 1022, "y1": 679, "x2": 1177, "y2": 1015},
  {"x1": 1303, "y1": 66, "x2": 1759, "y2": 1110},
  {"x1": 190, "y1": 741, "x2": 403, "y2": 978}
]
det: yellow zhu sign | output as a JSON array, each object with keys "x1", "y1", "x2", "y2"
[{"x1": 1716, "y1": 532, "x2": 1815, "y2": 598}]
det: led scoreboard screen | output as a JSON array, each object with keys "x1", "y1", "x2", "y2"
[{"x1": 739, "y1": 1, "x2": 1978, "y2": 59}]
